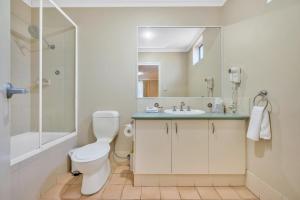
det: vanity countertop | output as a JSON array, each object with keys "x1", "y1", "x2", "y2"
[{"x1": 132, "y1": 112, "x2": 249, "y2": 120}]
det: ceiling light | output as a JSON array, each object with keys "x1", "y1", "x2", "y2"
[
  {"x1": 142, "y1": 31, "x2": 154, "y2": 40},
  {"x1": 138, "y1": 72, "x2": 144, "y2": 76},
  {"x1": 266, "y1": 0, "x2": 273, "y2": 4}
]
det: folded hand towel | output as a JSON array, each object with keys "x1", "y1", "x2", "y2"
[
  {"x1": 247, "y1": 106, "x2": 264, "y2": 141},
  {"x1": 260, "y1": 111, "x2": 271, "y2": 140},
  {"x1": 145, "y1": 107, "x2": 159, "y2": 113}
]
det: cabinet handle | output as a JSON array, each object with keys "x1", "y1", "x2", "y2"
[
  {"x1": 166, "y1": 123, "x2": 169, "y2": 134},
  {"x1": 212, "y1": 122, "x2": 215, "y2": 134},
  {"x1": 175, "y1": 122, "x2": 178, "y2": 134}
]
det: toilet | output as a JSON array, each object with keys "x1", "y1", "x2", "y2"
[{"x1": 69, "y1": 111, "x2": 119, "y2": 195}]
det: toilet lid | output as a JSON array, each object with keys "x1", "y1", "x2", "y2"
[{"x1": 73, "y1": 142, "x2": 110, "y2": 162}]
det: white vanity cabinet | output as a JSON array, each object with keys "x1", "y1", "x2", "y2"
[
  {"x1": 209, "y1": 120, "x2": 246, "y2": 174},
  {"x1": 135, "y1": 120, "x2": 172, "y2": 174},
  {"x1": 134, "y1": 119, "x2": 246, "y2": 175},
  {"x1": 172, "y1": 120, "x2": 209, "y2": 174}
]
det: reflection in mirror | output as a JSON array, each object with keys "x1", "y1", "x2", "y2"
[
  {"x1": 138, "y1": 64, "x2": 159, "y2": 98},
  {"x1": 137, "y1": 27, "x2": 221, "y2": 98}
]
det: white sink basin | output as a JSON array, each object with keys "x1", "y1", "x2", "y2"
[{"x1": 164, "y1": 109, "x2": 206, "y2": 115}]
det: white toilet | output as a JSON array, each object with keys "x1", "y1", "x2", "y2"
[{"x1": 69, "y1": 111, "x2": 119, "y2": 195}]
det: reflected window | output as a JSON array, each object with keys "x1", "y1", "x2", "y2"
[{"x1": 193, "y1": 36, "x2": 204, "y2": 65}]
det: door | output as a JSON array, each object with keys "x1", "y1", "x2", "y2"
[
  {"x1": 135, "y1": 120, "x2": 171, "y2": 174},
  {"x1": 0, "y1": 0, "x2": 11, "y2": 199},
  {"x1": 209, "y1": 120, "x2": 246, "y2": 174},
  {"x1": 172, "y1": 120, "x2": 209, "y2": 174}
]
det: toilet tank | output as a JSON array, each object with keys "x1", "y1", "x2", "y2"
[{"x1": 92, "y1": 111, "x2": 120, "y2": 143}]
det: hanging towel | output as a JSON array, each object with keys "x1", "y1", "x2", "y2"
[
  {"x1": 260, "y1": 111, "x2": 271, "y2": 140},
  {"x1": 247, "y1": 106, "x2": 264, "y2": 141}
]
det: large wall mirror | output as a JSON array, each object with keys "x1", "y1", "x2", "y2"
[{"x1": 137, "y1": 26, "x2": 222, "y2": 98}]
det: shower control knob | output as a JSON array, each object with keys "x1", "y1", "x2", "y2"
[
  {"x1": 55, "y1": 70, "x2": 60, "y2": 75},
  {"x1": 4, "y1": 82, "x2": 28, "y2": 99}
]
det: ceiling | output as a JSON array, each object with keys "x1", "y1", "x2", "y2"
[
  {"x1": 24, "y1": 0, "x2": 227, "y2": 7},
  {"x1": 138, "y1": 27, "x2": 205, "y2": 53}
]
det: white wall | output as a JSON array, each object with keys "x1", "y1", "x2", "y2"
[
  {"x1": 65, "y1": 7, "x2": 221, "y2": 146},
  {"x1": 139, "y1": 52, "x2": 188, "y2": 97},
  {"x1": 222, "y1": 0, "x2": 300, "y2": 199}
]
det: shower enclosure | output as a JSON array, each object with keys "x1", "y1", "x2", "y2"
[{"x1": 10, "y1": 0, "x2": 77, "y2": 164}]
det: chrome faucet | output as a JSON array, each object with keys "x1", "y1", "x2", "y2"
[{"x1": 180, "y1": 101, "x2": 185, "y2": 111}]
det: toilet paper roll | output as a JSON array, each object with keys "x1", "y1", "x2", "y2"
[{"x1": 124, "y1": 124, "x2": 134, "y2": 137}]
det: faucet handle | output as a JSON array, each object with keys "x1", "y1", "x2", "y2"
[
  {"x1": 172, "y1": 106, "x2": 177, "y2": 111},
  {"x1": 187, "y1": 106, "x2": 191, "y2": 111}
]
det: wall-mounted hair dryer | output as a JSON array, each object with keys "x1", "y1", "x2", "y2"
[
  {"x1": 228, "y1": 67, "x2": 241, "y2": 84},
  {"x1": 228, "y1": 67, "x2": 242, "y2": 113}
]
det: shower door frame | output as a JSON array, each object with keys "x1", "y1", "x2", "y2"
[{"x1": 38, "y1": 0, "x2": 78, "y2": 148}]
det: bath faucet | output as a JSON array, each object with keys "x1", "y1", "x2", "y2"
[{"x1": 180, "y1": 102, "x2": 185, "y2": 111}]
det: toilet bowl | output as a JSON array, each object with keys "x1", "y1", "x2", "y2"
[{"x1": 69, "y1": 111, "x2": 119, "y2": 195}]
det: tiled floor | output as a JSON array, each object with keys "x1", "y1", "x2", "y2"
[{"x1": 40, "y1": 164, "x2": 258, "y2": 200}]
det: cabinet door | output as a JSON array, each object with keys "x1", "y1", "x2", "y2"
[
  {"x1": 209, "y1": 120, "x2": 246, "y2": 174},
  {"x1": 135, "y1": 120, "x2": 171, "y2": 174},
  {"x1": 172, "y1": 120, "x2": 209, "y2": 174}
]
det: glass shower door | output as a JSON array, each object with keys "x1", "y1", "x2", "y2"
[
  {"x1": 10, "y1": 0, "x2": 40, "y2": 158},
  {"x1": 42, "y1": 0, "x2": 76, "y2": 145}
]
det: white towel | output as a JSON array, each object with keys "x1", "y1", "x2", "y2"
[
  {"x1": 247, "y1": 106, "x2": 264, "y2": 141},
  {"x1": 145, "y1": 107, "x2": 159, "y2": 113},
  {"x1": 247, "y1": 106, "x2": 271, "y2": 141},
  {"x1": 260, "y1": 111, "x2": 271, "y2": 140}
]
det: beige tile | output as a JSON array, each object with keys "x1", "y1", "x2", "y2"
[
  {"x1": 57, "y1": 173, "x2": 78, "y2": 185},
  {"x1": 215, "y1": 187, "x2": 240, "y2": 200},
  {"x1": 126, "y1": 173, "x2": 134, "y2": 186},
  {"x1": 41, "y1": 183, "x2": 68, "y2": 200},
  {"x1": 197, "y1": 187, "x2": 221, "y2": 200},
  {"x1": 178, "y1": 187, "x2": 200, "y2": 200},
  {"x1": 141, "y1": 187, "x2": 160, "y2": 200},
  {"x1": 160, "y1": 187, "x2": 180, "y2": 200},
  {"x1": 233, "y1": 187, "x2": 258, "y2": 200},
  {"x1": 121, "y1": 185, "x2": 141, "y2": 200},
  {"x1": 61, "y1": 184, "x2": 82, "y2": 200},
  {"x1": 72, "y1": 175, "x2": 83, "y2": 185},
  {"x1": 80, "y1": 188, "x2": 104, "y2": 200},
  {"x1": 114, "y1": 165, "x2": 131, "y2": 174},
  {"x1": 102, "y1": 185, "x2": 124, "y2": 200},
  {"x1": 109, "y1": 173, "x2": 129, "y2": 185}
]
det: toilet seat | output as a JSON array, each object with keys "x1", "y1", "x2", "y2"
[{"x1": 72, "y1": 142, "x2": 110, "y2": 162}]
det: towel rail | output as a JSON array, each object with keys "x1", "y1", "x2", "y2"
[{"x1": 253, "y1": 90, "x2": 272, "y2": 112}]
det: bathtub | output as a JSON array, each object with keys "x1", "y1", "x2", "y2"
[
  {"x1": 10, "y1": 131, "x2": 77, "y2": 200},
  {"x1": 11, "y1": 131, "x2": 71, "y2": 164}
]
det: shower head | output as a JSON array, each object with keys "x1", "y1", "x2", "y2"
[
  {"x1": 28, "y1": 25, "x2": 56, "y2": 50},
  {"x1": 28, "y1": 25, "x2": 39, "y2": 39}
]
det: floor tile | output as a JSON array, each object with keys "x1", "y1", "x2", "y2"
[
  {"x1": 178, "y1": 187, "x2": 200, "y2": 200},
  {"x1": 160, "y1": 187, "x2": 180, "y2": 200},
  {"x1": 141, "y1": 187, "x2": 160, "y2": 200},
  {"x1": 41, "y1": 183, "x2": 68, "y2": 200},
  {"x1": 126, "y1": 174, "x2": 134, "y2": 185},
  {"x1": 197, "y1": 187, "x2": 221, "y2": 200},
  {"x1": 233, "y1": 187, "x2": 258, "y2": 200},
  {"x1": 121, "y1": 185, "x2": 141, "y2": 200},
  {"x1": 109, "y1": 173, "x2": 129, "y2": 185},
  {"x1": 101, "y1": 185, "x2": 124, "y2": 200},
  {"x1": 57, "y1": 173, "x2": 77, "y2": 185},
  {"x1": 215, "y1": 187, "x2": 240, "y2": 200},
  {"x1": 61, "y1": 184, "x2": 82, "y2": 200},
  {"x1": 73, "y1": 175, "x2": 83, "y2": 185},
  {"x1": 114, "y1": 165, "x2": 131, "y2": 174}
]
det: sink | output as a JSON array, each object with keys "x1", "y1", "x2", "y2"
[{"x1": 164, "y1": 109, "x2": 206, "y2": 115}]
